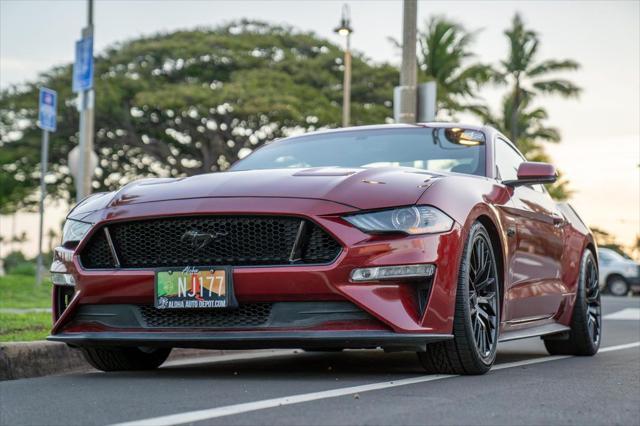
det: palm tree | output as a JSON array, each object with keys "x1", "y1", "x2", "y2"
[
  {"x1": 481, "y1": 94, "x2": 572, "y2": 200},
  {"x1": 496, "y1": 13, "x2": 581, "y2": 141},
  {"x1": 416, "y1": 16, "x2": 493, "y2": 119},
  {"x1": 484, "y1": 94, "x2": 560, "y2": 158},
  {"x1": 481, "y1": 14, "x2": 581, "y2": 200}
]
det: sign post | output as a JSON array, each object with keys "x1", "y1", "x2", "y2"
[
  {"x1": 36, "y1": 87, "x2": 57, "y2": 285},
  {"x1": 73, "y1": 0, "x2": 95, "y2": 201}
]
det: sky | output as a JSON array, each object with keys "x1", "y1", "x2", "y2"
[{"x1": 0, "y1": 0, "x2": 639, "y2": 256}]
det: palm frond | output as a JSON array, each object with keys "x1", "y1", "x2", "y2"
[
  {"x1": 527, "y1": 59, "x2": 580, "y2": 76},
  {"x1": 532, "y1": 79, "x2": 582, "y2": 97},
  {"x1": 417, "y1": 15, "x2": 491, "y2": 115}
]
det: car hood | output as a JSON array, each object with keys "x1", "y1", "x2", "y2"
[
  {"x1": 611, "y1": 259, "x2": 640, "y2": 268},
  {"x1": 103, "y1": 167, "x2": 443, "y2": 211}
]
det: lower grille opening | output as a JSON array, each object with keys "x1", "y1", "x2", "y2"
[
  {"x1": 72, "y1": 302, "x2": 375, "y2": 330},
  {"x1": 139, "y1": 304, "x2": 272, "y2": 328}
]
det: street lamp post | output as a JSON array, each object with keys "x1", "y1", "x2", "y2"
[{"x1": 334, "y1": 4, "x2": 353, "y2": 128}]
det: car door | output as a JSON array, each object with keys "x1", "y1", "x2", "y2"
[{"x1": 494, "y1": 137, "x2": 566, "y2": 324}]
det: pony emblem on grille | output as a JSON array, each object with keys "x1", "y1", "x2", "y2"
[{"x1": 181, "y1": 230, "x2": 228, "y2": 251}]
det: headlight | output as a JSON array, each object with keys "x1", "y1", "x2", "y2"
[
  {"x1": 344, "y1": 206, "x2": 454, "y2": 234},
  {"x1": 62, "y1": 219, "x2": 93, "y2": 244}
]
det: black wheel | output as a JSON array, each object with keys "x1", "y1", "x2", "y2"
[
  {"x1": 607, "y1": 275, "x2": 629, "y2": 297},
  {"x1": 418, "y1": 222, "x2": 500, "y2": 375},
  {"x1": 81, "y1": 346, "x2": 172, "y2": 372},
  {"x1": 544, "y1": 250, "x2": 601, "y2": 356}
]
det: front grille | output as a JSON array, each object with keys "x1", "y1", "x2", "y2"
[
  {"x1": 80, "y1": 216, "x2": 341, "y2": 269},
  {"x1": 81, "y1": 230, "x2": 113, "y2": 269},
  {"x1": 139, "y1": 304, "x2": 272, "y2": 328}
]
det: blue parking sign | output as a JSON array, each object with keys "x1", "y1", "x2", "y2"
[
  {"x1": 38, "y1": 87, "x2": 57, "y2": 132},
  {"x1": 72, "y1": 36, "x2": 94, "y2": 93}
]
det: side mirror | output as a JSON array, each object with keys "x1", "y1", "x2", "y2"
[{"x1": 503, "y1": 162, "x2": 557, "y2": 187}]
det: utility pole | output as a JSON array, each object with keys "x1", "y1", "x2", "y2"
[
  {"x1": 75, "y1": 0, "x2": 95, "y2": 200},
  {"x1": 396, "y1": 0, "x2": 418, "y2": 124},
  {"x1": 334, "y1": 4, "x2": 353, "y2": 127}
]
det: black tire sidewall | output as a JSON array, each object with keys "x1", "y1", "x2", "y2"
[
  {"x1": 455, "y1": 222, "x2": 500, "y2": 368},
  {"x1": 81, "y1": 346, "x2": 171, "y2": 371},
  {"x1": 573, "y1": 250, "x2": 601, "y2": 353}
]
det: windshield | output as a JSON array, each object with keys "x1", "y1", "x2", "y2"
[{"x1": 231, "y1": 127, "x2": 486, "y2": 176}]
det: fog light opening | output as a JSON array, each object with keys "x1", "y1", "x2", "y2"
[
  {"x1": 51, "y1": 272, "x2": 76, "y2": 286},
  {"x1": 350, "y1": 264, "x2": 435, "y2": 282},
  {"x1": 54, "y1": 285, "x2": 76, "y2": 320}
]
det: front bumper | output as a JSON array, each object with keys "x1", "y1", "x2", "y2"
[
  {"x1": 49, "y1": 330, "x2": 452, "y2": 350},
  {"x1": 49, "y1": 197, "x2": 464, "y2": 347},
  {"x1": 627, "y1": 276, "x2": 640, "y2": 287}
]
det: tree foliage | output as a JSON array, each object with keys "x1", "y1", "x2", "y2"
[
  {"x1": 0, "y1": 21, "x2": 397, "y2": 212},
  {"x1": 416, "y1": 16, "x2": 493, "y2": 119},
  {"x1": 480, "y1": 14, "x2": 581, "y2": 200},
  {"x1": 0, "y1": 16, "x2": 585, "y2": 210},
  {"x1": 591, "y1": 227, "x2": 632, "y2": 259},
  {"x1": 494, "y1": 13, "x2": 581, "y2": 142}
]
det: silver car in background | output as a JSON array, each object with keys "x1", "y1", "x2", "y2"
[{"x1": 598, "y1": 248, "x2": 640, "y2": 296}]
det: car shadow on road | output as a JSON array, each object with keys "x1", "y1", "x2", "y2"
[
  {"x1": 164, "y1": 350, "x2": 425, "y2": 378},
  {"x1": 79, "y1": 346, "x2": 553, "y2": 382}
]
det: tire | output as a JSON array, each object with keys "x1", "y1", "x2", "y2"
[
  {"x1": 417, "y1": 222, "x2": 500, "y2": 375},
  {"x1": 81, "y1": 346, "x2": 172, "y2": 372},
  {"x1": 544, "y1": 250, "x2": 601, "y2": 356},
  {"x1": 607, "y1": 275, "x2": 629, "y2": 297}
]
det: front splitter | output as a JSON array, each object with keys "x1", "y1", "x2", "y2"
[{"x1": 48, "y1": 330, "x2": 453, "y2": 350}]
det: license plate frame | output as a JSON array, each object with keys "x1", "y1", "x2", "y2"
[{"x1": 154, "y1": 266, "x2": 237, "y2": 310}]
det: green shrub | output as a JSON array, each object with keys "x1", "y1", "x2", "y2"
[
  {"x1": 3, "y1": 251, "x2": 29, "y2": 274},
  {"x1": 11, "y1": 262, "x2": 36, "y2": 276}
]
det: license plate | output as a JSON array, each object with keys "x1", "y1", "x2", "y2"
[{"x1": 155, "y1": 267, "x2": 234, "y2": 309}]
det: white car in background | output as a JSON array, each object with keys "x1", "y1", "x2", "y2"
[{"x1": 598, "y1": 248, "x2": 640, "y2": 296}]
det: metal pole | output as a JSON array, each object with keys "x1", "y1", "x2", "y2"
[
  {"x1": 77, "y1": 0, "x2": 94, "y2": 200},
  {"x1": 36, "y1": 130, "x2": 49, "y2": 285},
  {"x1": 342, "y1": 34, "x2": 351, "y2": 127},
  {"x1": 398, "y1": 0, "x2": 418, "y2": 124}
]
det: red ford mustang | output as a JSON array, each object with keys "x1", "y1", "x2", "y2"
[{"x1": 49, "y1": 123, "x2": 601, "y2": 374}]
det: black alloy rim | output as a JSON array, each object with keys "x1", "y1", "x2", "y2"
[
  {"x1": 468, "y1": 234, "x2": 499, "y2": 359},
  {"x1": 585, "y1": 255, "x2": 601, "y2": 345}
]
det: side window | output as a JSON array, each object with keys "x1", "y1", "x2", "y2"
[{"x1": 494, "y1": 138, "x2": 524, "y2": 181}]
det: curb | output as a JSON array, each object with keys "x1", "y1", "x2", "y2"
[
  {"x1": 0, "y1": 341, "x2": 244, "y2": 381},
  {"x1": 0, "y1": 341, "x2": 87, "y2": 381}
]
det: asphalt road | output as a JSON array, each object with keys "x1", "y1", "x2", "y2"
[{"x1": 1, "y1": 296, "x2": 639, "y2": 426}]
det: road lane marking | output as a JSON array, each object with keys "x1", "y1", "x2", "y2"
[
  {"x1": 604, "y1": 308, "x2": 640, "y2": 321},
  {"x1": 599, "y1": 341, "x2": 640, "y2": 352},
  {"x1": 111, "y1": 341, "x2": 640, "y2": 426}
]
